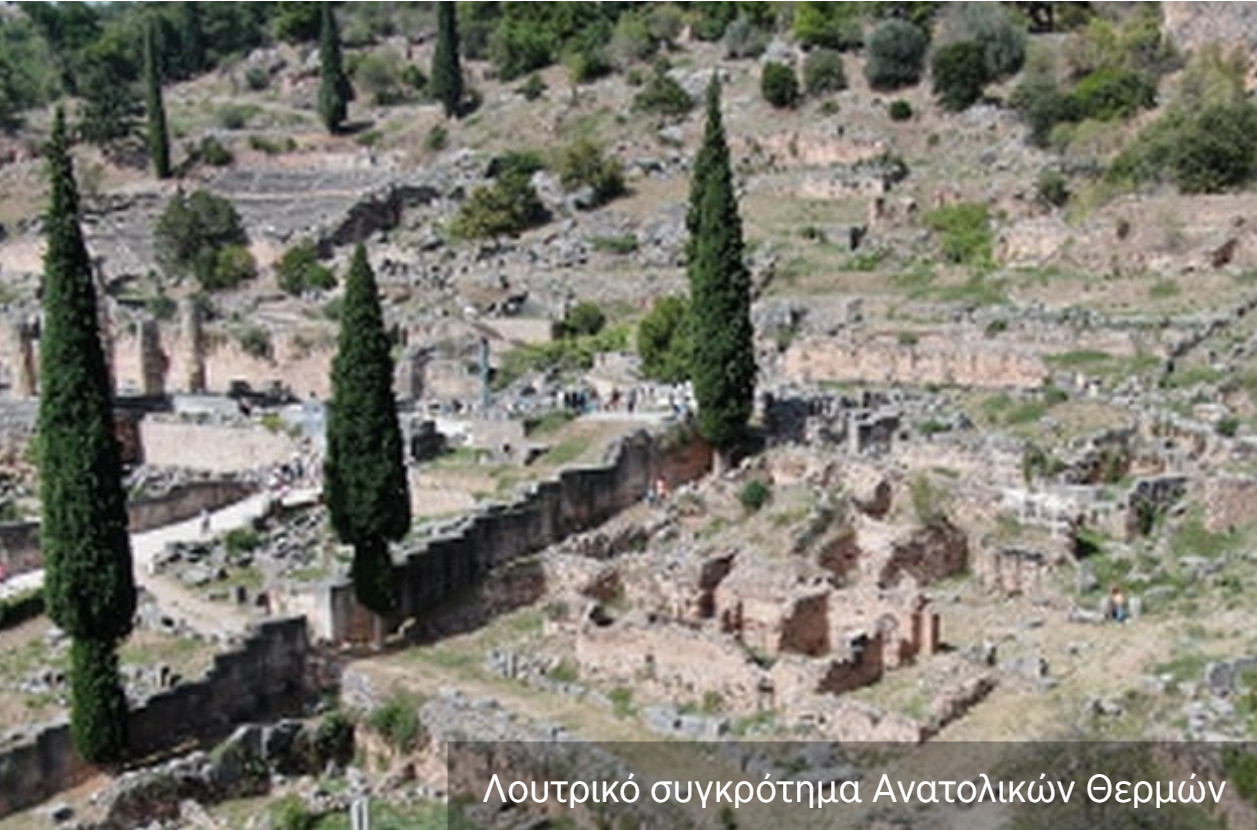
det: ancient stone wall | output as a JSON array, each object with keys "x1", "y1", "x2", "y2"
[
  {"x1": 1203, "y1": 476, "x2": 1257, "y2": 534},
  {"x1": 0, "y1": 618, "x2": 310, "y2": 820},
  {"x1": 783, "y1": 331, "x2": 1137, "y2": 390},
  {"x1": 127, "y1": 480, "x2": 258, "y2": 532},
  {"x1": 309, "y1": 430, "x2": 712, "y2": 642},
  {"x1": 139, "y1": 419, "x2": 301, "y2": 473}
]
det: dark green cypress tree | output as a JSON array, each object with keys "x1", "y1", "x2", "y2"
[
  {"x1": 686, "y1": 77, "x2": 756, "y2": 457},
  {"x1": 431, "y1": 2, "x2": 463, "y2": 118},
  {"x1": 325, "y1": 245, "x2": 411, "y2": 616},
  {"x1": 145, "y1": 18, "x2": 172, "y2": 179},
  {"x1": 39, "y1": 108, "x2": 136, "y2": 763},
  {"x1": 317, "y1": 3, "x2": 353, "y2": 134}
]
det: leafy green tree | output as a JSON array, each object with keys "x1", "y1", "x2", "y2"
[
  {"x1": 154, "y1": 189, "x2": 254, "y2": 290},
  {"x1": 632, "y1": 65, "x2": 693, "y2": 117},
  {"x1": 932, "y1": 41, "x2": 988, "y2": 111},
  {"x1": 325, "y1": 245, "x2": 411, "y2": 616},
  {"x1": 277, "y1": 240, "x2": 336, "y2": 295},
  {"x1": 686, "y1": 78, "x2": 756, "y2": 456},
  {"x1": 760, "y1": 62, "x2": 800, "y2": 108},
  {"x1": 77, "y1": 30, "x2": 142, "y2": 146},
  {"x1": 38, "y1": 109, "x2": 135, "y2": 763},
  {"x1": 431, "y1": 2, "x2": 463, "y2": 117},
  {"x1": 803, "y1": 49, "x2": 848, "y2": 96},
  {"x1": 941, "y1": 2, "x2": 1026, "y2": 81},
  {"x1": 144, "y1": 18, "x2": 171, "y2": 179},
  {"x1": 275, "y1": 2, "x2": 321, "y2": 44},
  {"x1": 793, "y1": 2, "x2": 863, "y2": 51},
  {"x1": 637, "y1": 295, "x2": 691, "y2": 383},
  {"x1": 865, "y1": 20, "x2": 929, "y2": 90},
  {"x1": 317, "y1": 3, "x2": 353, "y2": 134}
]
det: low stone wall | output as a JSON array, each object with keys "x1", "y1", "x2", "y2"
[
  {"x1": 127, "y1": 480, "x2": 257, "y2": 532},
  {"x1": 309, "y1": 429, "x2": 712, "y2": 642},
  {"x1": 0, "y1": 618, "x2": 310, "y2": 819},
  {"x1": 0, "y1": 482, "x2": 258, "y2": 578}
]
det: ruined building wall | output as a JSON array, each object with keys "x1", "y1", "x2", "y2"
[{"x1": 310, "y1": 430, "x2": 713, "y2": 642}]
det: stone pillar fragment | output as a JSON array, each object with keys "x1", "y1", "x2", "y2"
[{"x1": 180, "y1": 299, "x2": 206, "y2": 393}]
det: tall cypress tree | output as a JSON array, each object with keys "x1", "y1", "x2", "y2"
[
  {"x1": 144, "y1": 17, "x2": 172, "y2": 179},
  {"x1": 325, "y1": 245, "x2": 411, "y2": 616},
  {"x1": 431, "y1": 3, "x2": 463, "y2": 118},
  {"x1": 39, "y1": 108, "x2": 136, "y2": 763},
  {"x1": 686, "y1": 77, "x2": 756, "y2": 458},
  {"x1": 317, "y1": 3, "x2": 353, "y2": 134}
]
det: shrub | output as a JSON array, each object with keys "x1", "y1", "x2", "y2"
[
  {"x1": 489, "y1": 19, "x2": 555, "y2": 81},
  {"x1": 558, "y1": 300, "x2": 606, "y2": 339},
  {"x1": 637, "y1": 295, "x2": 691, "y2": 383},
  {"x1": 793, "y1": 2, "x2": 863, "y2": 51},
  {"x1": 518, "y1": 73, "x2": 546, "y2": 100},
  {"x1": 888, "y1": 99, "x2": 913, "y2": 121},
  {"x1": 691, "y1": 3, "x2": 737, "y2": 41},
  {"x1": 739, "y1": 479, "x2": 772, "y2": 513},
  {"x1": 564, "y1": 42, "x2": 613, "y2": 84},
  {"x1": 314, "y1": 708, "x2": 355, "y2": 764},
  {"x1": 941, "y1": 2, "x2": 1026, "y2": 81},
  {"x1": 224, "y1": 526, "x2": 263, "y2": 556},
  {"x1": 1070, "y1": 67, "x2": 1156, "y2": 121},
  {"x1": 761, "y1": 62, "x2": 800, "y2": 109},
  {"x1": 203, "y1": 245, "x2": 257, "y2": 291},
  {"x1": 244, "y1": 66, "x2": 270, "y2": 91},
  {"x1": 932, "y1": 41, "x2": 988, "y2": 112},
  {"x1": 425, "y1": 124, "x2": 448, "y2": 152},
  {"x1": 488, "y1": 150, "x2": 545, "y2": 180},
  {"x1": 803, "y1": 49, "x2": 848, "y2": 96},
  {"x1": 215, "y1": 104, "x2": 253, "y2": 130},
  {"x1": 237, "y1": 325, "x2": 272, "y2": 360},
  {"x1": 452, "y1": 171, "x2": 548, "y2": 239},
  {"x1": 198, "y1": 136, "x2": 233, "y2": 167},
  {"x1": 923, "y1": 202, "x2": 992, "y2": 266},
  {"x1": 632, "y1": 67, "x2": 693, "y2": 117},
  {"x1": 865, "y1": 20, "x2": 929, "y2": 91},
  {"x1": 249, "y1": 135, "x2": 296, "y2": 155},
  {"x1": 271, "y1": 794, "x2": 315, "y2": 830},
  {"x1": 609, "y1": 11, "x2": 658, "y2": 66},
  {"x1": 1011, "y1": 71, "x2": 1078, "y2": 147},
  {"x1": 723, "y1": 16, "x2": 768, "y2": 60},
  {"x1": 556, "y1": 139, "x2": 625, "y2": 207},
  {"x1": 354, "y1": 49, "x2": 411, "y2": 106},
  {"x1": 1036, "y1": 169, "x2": 1070, "y2": 208},
  {"x1": 277, "y1": 240, "x2": 336, "y2": 295},
  {"x1": 368, "y1": 694, "x2": 423, "y2": 753},
  {"x1": 1112, "y1": 100, "x2": 1257, "y2": 194}
]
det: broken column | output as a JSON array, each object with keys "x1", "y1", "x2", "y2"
[
  {"x1": 7, "y1": 317, "x2": 37, "y2": 397},
  {"x1": 180, "y1": 298, "x2": 206, "y2": 393},
  {"x1": 137, "y1": 318, "x2": 166, "y2": 397}
]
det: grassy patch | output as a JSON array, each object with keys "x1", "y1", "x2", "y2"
[
  {"x1": 1171, "y1": 513, "x2": 1244, "y2": 560},
  {"x1": 609, "y1": 686, "x2": 636, "y2": 719}
]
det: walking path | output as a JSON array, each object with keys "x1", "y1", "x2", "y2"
[{"x1": 0, "y1": 488, "x2": 319, "y2": 640}]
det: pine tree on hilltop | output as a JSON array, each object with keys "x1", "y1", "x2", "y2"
[
  {"x1": 431, "y1": 2, "x2": 463, "y2": 118},
  {"x1": 39, "y1": 108, "x2": 136, "y2": 764},
  {"x1": 325, "y1": 245, "x2": 411, "y2": 616},
  {"x1": 686, "y1": 77, "x2": 757, "y2": 459},
  {"x1": 144, "y1": 17, "x2": 172, "y2": 179},
  {"x1": 317, "y1": 3, "x2": 353, "y2": 134}
]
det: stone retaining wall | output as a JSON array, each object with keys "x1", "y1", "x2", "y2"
[{"x1": 0, "y1": 618, "x2": 310, "y2": 820}]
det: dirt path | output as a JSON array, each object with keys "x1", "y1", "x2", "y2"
[{"x1": 1, "y1": 489, "x2": 319, "y2": 640}]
